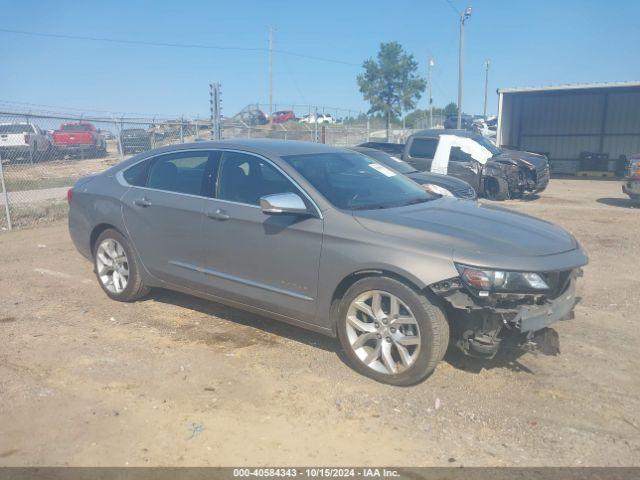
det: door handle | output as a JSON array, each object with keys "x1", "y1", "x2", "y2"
[
  {"x1": 206, "y1": 209, "x2": 230, "y2": 221},
  {"x1": 134, "y1": 197, "x2": 152, "y2": 207}
]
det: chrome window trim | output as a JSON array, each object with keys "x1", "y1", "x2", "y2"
[{"x1": 116, "y1": 147, "x2": 323, "y2": 219}]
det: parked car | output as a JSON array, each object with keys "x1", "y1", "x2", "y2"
[
  {"x1": 101, "y1": 130, "x2": 116, "y2": 141},
  {"x1": 0, "y1": 122, "x2": 53, "y2": 162},
  {"x1": 53, "y1": 122, "x2": 107, "y2": 158},
  {"x1": 357, "y1": 142, "x2": 405, "y2": 157},
  {"x1": 472, "y1": 116, "x2": 497, "y2": 139},
  {"x1": 233, "y1": 107, "x2": 268, "y2": 126},
  {"x1": 68, "y1": 139, "x2": 587, "y2": 385},
  {"x1": 444, "y1": 114, "x2": 474, "y2": 130},
  {"x1": 622, "y1": 154, "x2": 640, "y2": 201},
  {"x1": 350, "y1": 146, "x2": 477, "y2": 200},
  {"x1": 272, "y1": 110, "x2": 296, "y2": 124},
  {"x1": 299, "y1": 113, "x2": 336, "y2": 124},
  {"x1": 119, "y1": 128, "x2": 152, "y2": 155},
  {"x1": 399, "y1": 129, "x2": 550, "y2": 200}
]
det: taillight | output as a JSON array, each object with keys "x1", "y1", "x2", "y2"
[
  {"x1": 24, "y1": 133, "x2": 30, "y2": 144},
  {"x1": 67, "y1": 188, "x2": 73, "y2": 204}
]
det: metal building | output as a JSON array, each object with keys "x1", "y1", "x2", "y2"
[{"x1": 496, "y1": 81, "x2": 640, "y2": 174}]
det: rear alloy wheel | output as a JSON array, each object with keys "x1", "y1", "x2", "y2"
[
  {"x1": 94, "y1": 229, "x2": 149, "y2": 301},
  {"x1": 337, "y1": 276, "x2": 449, "y2": 385}
]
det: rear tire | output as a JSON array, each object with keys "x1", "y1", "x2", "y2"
[
  {"x1": 336, "y1": 276, "x2": 449, "y2": 386},
  {"x1": 93, "y1": 229, "x2": 150, "y2": 302}
]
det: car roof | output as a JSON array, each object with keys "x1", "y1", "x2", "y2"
[
  {"x1": 128, "y1": 139, "x2": 349, "y2": 158},
  {"x1": 411, "y1": 128, "x2": 479, "y2": 139}
]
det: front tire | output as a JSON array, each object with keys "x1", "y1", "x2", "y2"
[
  {"x1": 337, "y1": 276, "x2": 449, "y2": 386},
  {"x1": 484, "y1": 176, "x2": 509, "y2": 200},
  {"x1": 93, "y1": 229, "x2": 150, "y2": 302}
]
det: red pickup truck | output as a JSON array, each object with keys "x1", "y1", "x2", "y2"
[{"x1": 53, "y1": 122, "x2": 107, "y2": 158}]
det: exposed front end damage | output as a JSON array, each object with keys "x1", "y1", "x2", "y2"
[
  {"x1": 429, "y1": 269, "x2": 582, "y2": 358},
  {"x1": 492, "y1": 150, "x2": 551, "y2": 198}
]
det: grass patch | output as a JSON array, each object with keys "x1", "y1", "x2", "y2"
[
  {"x1": 0, "y1": 176, "x2": 76, "y2": 192},
  {"x1": 3, "y1": 200, "x2": 68, "y2": 229}
]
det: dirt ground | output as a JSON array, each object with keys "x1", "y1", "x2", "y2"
[{"x1": 0, "y1": 178, "x2": 639, "y2": 467}]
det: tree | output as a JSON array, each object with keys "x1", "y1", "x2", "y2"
[
  {"x1": 403, "y1": 109, "x2": 426, "y2": 128},
  {"x1": 357, "y1": 42, "x2": 426, "y2": 141},
  {"x1": 443, "y1": 102, "x2": 458, "y2": 116}
]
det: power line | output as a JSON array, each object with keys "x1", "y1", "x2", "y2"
[
  {"x1": 0, "y1": 28, "x2": 359, "y2": 67},
  {"x1": 443, "y1": 0, "x2": 460, "y2": 15}
]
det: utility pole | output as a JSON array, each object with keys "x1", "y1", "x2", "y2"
[
  {"x1": 428, "y1": 56, "x2": 434, "y2": 128},
  {"x1": 483, "y1": 59, "x2": 490, "y2": 119},
  {"x1": 210, "y1": 82, "x2": 221, "y2": 140},
  {"x1": 457, "y1": 6, "x2": 472, "y2": 129},
  {"x1": 268, "y1": 27, "x2": 273, "y2": 121}
]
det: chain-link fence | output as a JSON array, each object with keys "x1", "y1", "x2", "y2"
[
  {"x1": 0, "y1": 108, "x2": 418, "y2": 231},
  {"x1": 0, "y1": 111, "x2": 201, "y2": 230}
]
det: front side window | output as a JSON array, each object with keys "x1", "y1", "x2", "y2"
[
  {"x1": 284, "y1": 152, "x2": 434, "y2": 211},
  {"x1": 217, "y1": 152, "x2": 297, "y2": 206},
  {"x1": 409, "y1": 138, "x2": 439, "y2": 159},
  {"x1": 449, "y1": 146, "x2": 474, "y2": 163},
  {"x1": 146, "y1": 152, "x2": 210, "y2": 195}
]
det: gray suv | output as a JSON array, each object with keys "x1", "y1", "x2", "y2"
[{"x1": 68, "y1": 140, "x2": 588, "y2": 385}]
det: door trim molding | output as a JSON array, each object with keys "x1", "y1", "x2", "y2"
[{"x1": 169, "y1": 260, "x2": 315, "y2": 302}]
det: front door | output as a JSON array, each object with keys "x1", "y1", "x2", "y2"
[
  {"x1": 200, "y1": 150, "x2": 324, "y2": 322},
  {"x1": 121, "y1": 150, "x2": 216, "y2": 290},
  {"x1": 446, "y1": 146, "x2": 482, "y2": 191}
]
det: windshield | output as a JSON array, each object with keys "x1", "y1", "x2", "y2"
[
  {"x1": 354, "y1": 148, "x2": 417, "y2": 174},
  {"x1": 0, "y1": 124, "x2": 35, "y2": 134},
  {"x1": 474, "y1": 135, "x2": 501, "y2": 155},
  {"x1": 283, "y1": 152, "x2": 434, "y2": 210},
  {"x1": 61, "y1": 124, "x2": 91, "y2": 132}
]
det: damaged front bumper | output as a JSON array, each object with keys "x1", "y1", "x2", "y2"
[{"x1": 430, "y1": 270, "x2": 580, "y2": 358}]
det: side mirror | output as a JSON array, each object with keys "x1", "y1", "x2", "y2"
[{"x1": 260, "y1": 193, "x2": 310, "y2": 216}]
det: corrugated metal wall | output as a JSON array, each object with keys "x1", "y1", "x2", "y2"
[{"x1": 500, "y1": 87, "x2": 640, "y2": 174}]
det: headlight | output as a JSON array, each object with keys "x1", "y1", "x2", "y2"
[
  {"x1": 423, "y1": 184, "x2": 454, "y2": 197},
  {"x1": 455, "y1": 263, "x2": 549, "y2": 294}
]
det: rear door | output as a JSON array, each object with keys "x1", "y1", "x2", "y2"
[
  {"x1": 121, "y1": 150, "x2": 218, "y2": 290},
  {"x1": 403, "y1": 137, "x2": 439, "y2": 171},
  {"x1": 199, "y1": 150, "x2": 324, "y2": 321}
]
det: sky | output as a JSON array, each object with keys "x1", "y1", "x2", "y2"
[{"x1": 0, "y1": 0, "x2": 638, "y2": 119}]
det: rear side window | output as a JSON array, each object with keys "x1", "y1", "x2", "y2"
[
  {"x1": 217, "y1": 152, "x2": 297, "y2": 206},
  {"x1": 61, "y1": 124, "x2": 92, "y2": 132},
  {"x1": 123, "y1": 161, "x2": 147, "y2": 186},
  {"x1": 0, "y1": 124, "x2": 35, "y2": 134},
  {"x1": 147, "y1": 152, "x2": 211, "y2": 196},
  {"x1": 409, "y1": 138, "x2": 438, "y2": 159}
]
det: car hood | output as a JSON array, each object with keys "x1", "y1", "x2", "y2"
[
  {"x1": 494, "y1": 149, "x2": 548, "y2": 170},
  {"x1": 353, "y1": 199, "x2": 582, "y2": 267}
]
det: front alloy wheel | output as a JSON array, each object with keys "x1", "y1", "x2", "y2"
[
  {"x1": 345, "y1": 290, "x2": 421, "y2": 375},
  {"x1": 337, "y1": 276, "x2": 449, "y2": 386}
]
